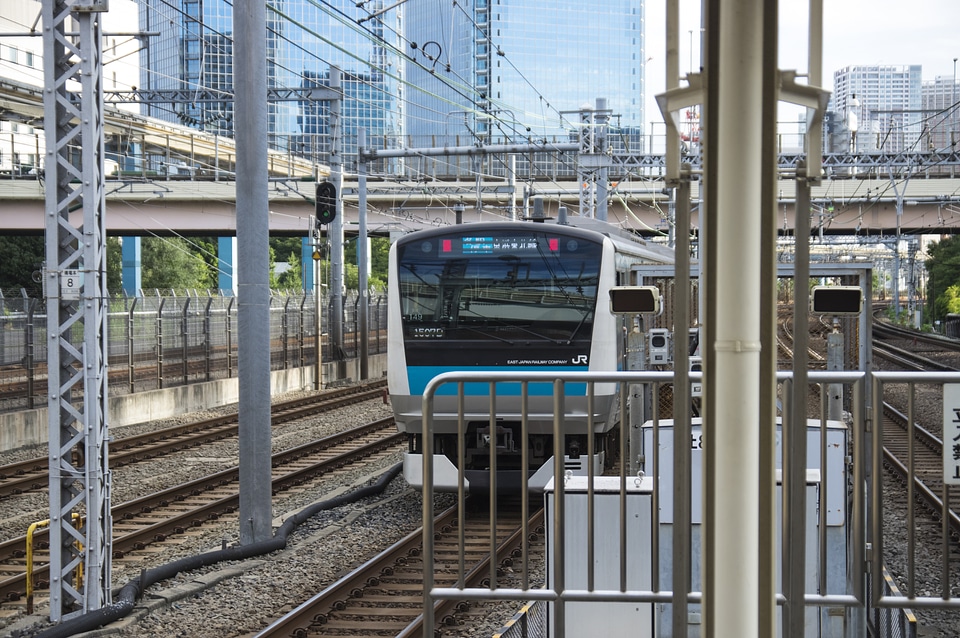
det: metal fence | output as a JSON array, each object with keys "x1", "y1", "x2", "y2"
[
  {"x1": 416, "y1": 369, "x2": 950, "y2": 638},
  {"x1": 0, "y1": 289, "x2": 387, "y2": 413},
  {"x1": 867, "y1": 566, "x2": 917, "y2": 638}
]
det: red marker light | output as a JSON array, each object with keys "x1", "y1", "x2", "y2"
[
  {"x1": 441, "y1": 239, "x2": 453, "y2": 253},
  {"x1": 548, "y1": 238, "x2": 560, "y2": 251}
]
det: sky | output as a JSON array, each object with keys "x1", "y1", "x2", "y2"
[{"x1": 643, "y1": 0, "x2": 960, "y2": 126}]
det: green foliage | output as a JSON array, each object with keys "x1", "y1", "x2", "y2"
[
  {"x1": 270, "y1": 237, "x2": 301, "y2": 262},
  {"x1": 141, "y1": 236, "x2": 214, "y2": 291},
  {"x1": 924, "y1": 235, "x2": 960, "y2": 322},
  {"x1": 276, "y1": 250, "x2": 303, "y2": 290},
  {"x1": 0, "y1": 233, "x2": 391, "y2": 297},
  {"x1": 106, "y1": 237, "x2": 123, "y2": 294},
  {"x1": 942, "y1": 284, "x2": 960, "y2": 315},
  {"x1": 343, "y1": 235, "x2": 389, "y2": 289},
  {"x1": 0, "y1": 236, "x2": 44, "y2": 295}
]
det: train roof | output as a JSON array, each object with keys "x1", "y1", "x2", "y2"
[{"x1": 394, "y1": 217, "x2": 677, "y2": 263}]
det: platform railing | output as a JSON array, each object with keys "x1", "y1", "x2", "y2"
[{"x1": 418, "y1": 369, "x2": 951, "y2": 638}]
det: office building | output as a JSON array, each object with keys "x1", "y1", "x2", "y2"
[
  {"x1": 403, "y1": 0, "x2": 646, "y2": 150},
  {"x1": 137, "y1": 0, "x2": 403, "y2": 169},
  {"x1": 833, "y1": 65, "x2": 923, "y2": 153},
  {"x1": 921, "y1": 74, "x2": 959, "y2": 151}
]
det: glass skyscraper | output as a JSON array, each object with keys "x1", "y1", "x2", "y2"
[
  {"x1": 403, "y1": 0, "x2": 646, "y2": 148},
  {"x1": 138, "y1": 0, "x2": 403, "y2": 169}
]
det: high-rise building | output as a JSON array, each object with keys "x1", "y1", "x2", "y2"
[
  {"x1": 403, "y1": 0, "x2": 646, "y2": 150},
  {"x1": 137, "y1": 0, "x2": 403, "y2": 169},
  {"x1": 833, "y1": 65, "x2": 923, "y2": 153},
  {"x1": 921, "y1": 74, "x2": 959, "y2": 151}
]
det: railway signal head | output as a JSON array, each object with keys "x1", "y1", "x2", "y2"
[
  {"x1": 810, "y1": 285, "x2": 862, "y2": 316},
  {"x1": 315, "y1": 181, "x2": 337, "y2": 225},
  {"x1": 608, "y1": 285, "x2": 661, "y2": 315}
]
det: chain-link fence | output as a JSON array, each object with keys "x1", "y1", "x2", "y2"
[{"x1": 0, "y1": 289, "x2": 387, "y2": 414}]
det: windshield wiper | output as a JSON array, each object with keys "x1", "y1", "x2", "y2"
[{"x1": 564, "y1": 308, "x2": 593, "y2": 343}]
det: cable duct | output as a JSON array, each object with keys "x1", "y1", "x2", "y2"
[{"x1": 20, "y1": 463, "x2": 403, "y2": 638}]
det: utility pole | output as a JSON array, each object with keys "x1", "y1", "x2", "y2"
[
  {"x1": 42, "y1": 0, "x2": 112, "y2": 620},
  {"x1": 328, "y1": 67, "x2": 346, "y2": 379},
  {"x1": 357, "y1": 128, "x2": 369, "y2": 380},
  {"x1": 953, "y1": 58, "x2": 957, "y2": 147},
  {"x1": 235, "y1": 0, "x2": 272, "y2": 545}
]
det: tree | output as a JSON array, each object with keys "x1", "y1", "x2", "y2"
[
  {"x1": 276, "y1": 250, "x2": 303, "y2": 290},
  {"x1": 0, "y1": 236, "x2": 44, "y2": 296},
  {"x1": 941, "y1": 284, "x2": 960, "y2": 315},
  {"x1": 141, "y1": 236, "x2": 214, "y2": 291},
  {"x1": 925, "y1": 235, "x2": 960, "y2": 322},
  {"x1": 342, "y1": 235, "x2": 389, "y2": 290},
  {"x1": 106, "y1": 237, "x2": 123, "y2": 295}
]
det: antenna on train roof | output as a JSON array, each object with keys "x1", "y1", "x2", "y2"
[{"x1": 523, "y1": 196, "x2": 552, "y2": 222}]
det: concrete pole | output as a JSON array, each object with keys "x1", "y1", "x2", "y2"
[
  {"x1": 705, "y1": 0, "x2": 764, "y2": 635},
  {"x1": 329, "y1": 68, "x2": 346, "y2": 377},
  {"x1": 358, "y1": 128, "x2": 369, "y2": 380},
  {"x1": 234, "y1": 0, "x2": 273, "y2": 544}
]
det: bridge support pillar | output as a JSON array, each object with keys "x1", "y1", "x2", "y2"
[
  {"x1": 302, "y1": 236, "x2": 315, "y2": 291},
  {"x1": 121, "y1": 236, "x2": 141, "y2": 296},
  {"x1": 218, "y1": 236, "x2": 237, "y2": 295}
]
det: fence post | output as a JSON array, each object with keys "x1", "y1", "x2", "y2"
[
  {"x1": 376, "y1": 295, "x2": 384, "y2": 354},
  {"x1": 299, "y1": 293, "x2": 307, "y2": 369},
  {"x1": 157, "y1": 294, "x2": 166, "y2": 389},
  {"x1": 204, "y1": 296, "x2": 214, "y2": 381},
  {"x1": 22, "y1": 290, "x2": 36, "y2": 410},
  {"x1": 283, "y1": 295, "x2": 292, "y2": 370},
  {"x1": 227, "y1": 296, "x2": 236, "y2": 378},
  {"x1": 352, "y1": 293, "x2": 360, "y2": 361},
  {"x1": 128, "y1": 296, "x2": 138, "y2": 394},
  {"x1": 182, "y1": 295, "x2": 191, "y2": 386}
]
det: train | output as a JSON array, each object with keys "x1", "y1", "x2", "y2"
[{"x1": 386, "y1": 217, "x2": 676, "y2": 492}]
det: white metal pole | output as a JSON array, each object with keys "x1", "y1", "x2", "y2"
[{"x1": 708, "y1": 0, "x2": 764, "y2": 634}]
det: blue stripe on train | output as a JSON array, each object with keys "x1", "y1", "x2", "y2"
[{"x1": 408, "y1": 366, "x2": 589, "y2": 396}]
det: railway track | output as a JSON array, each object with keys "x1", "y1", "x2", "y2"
[
  {"x1": 0, "y1": 416, "x2": 403, "y2": 616},
  {"x1": 873, "y1": 320, "x2": 960, "y2": 372},
  {"x1": 776, "y1": 310, "x2": 827, "y2": 368},
  {"x1": 256, "y1": 503, "x2": 545, "y2": 638},
  {"x1": 871, "y1": 319, "x2": 960, "y2": 538},
  {"x1": 879, "y1": 402, "x2": 960, "y2": 541},
  {"x1": 0, "y1": 380, "x2": 387, "y2": 500}
]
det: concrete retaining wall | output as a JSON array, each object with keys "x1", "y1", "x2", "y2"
[{"x1": 0, "y1": 354, "x2": 387, "y2": 453}]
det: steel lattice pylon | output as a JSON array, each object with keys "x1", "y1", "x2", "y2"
[{"x1": 42, "y1": 0, "x2": 112, "y2": 621}]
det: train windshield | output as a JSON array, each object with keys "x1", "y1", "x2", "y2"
[{"x1": 396, "y1": 229, "x2": 603, "y2": 344}]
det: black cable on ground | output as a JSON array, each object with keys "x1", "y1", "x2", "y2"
[{"x1": 20, "y1": 463, "x2": 404, "y2": 638}]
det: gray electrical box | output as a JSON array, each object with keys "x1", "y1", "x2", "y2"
[{"x1": 648, "y1": 328, "x2": 671, "y2": 365}]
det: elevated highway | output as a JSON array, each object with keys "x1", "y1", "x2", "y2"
[
  {"x1": 2, "y1": 173, "x2": 960, "y2": 237},
  {"x1": 2, "y1": 75, "x2": 959, "y2": 236}
]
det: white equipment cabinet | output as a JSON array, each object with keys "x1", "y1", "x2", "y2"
[{"x1": 544, "y1": 475, "x2": 655, "y2": 637}]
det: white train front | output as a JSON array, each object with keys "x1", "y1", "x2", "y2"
[{"x1": 386, "y1": 218, "x2": 675, "y2": 492}]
